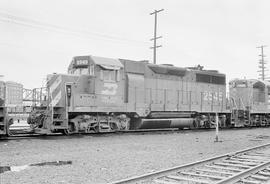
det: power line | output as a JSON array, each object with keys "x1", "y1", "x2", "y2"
[
  {"x1": 0, "y1": 17, "x2": 147, "y2": 47},
  {"x1": 0, "y1": 11, "x2": 148, "y2": 45},
  {"x1": 150, "y1": 9, "x2": 164, "y2": 64},
  {"x1": 257, "y1": 45, "x2": 268, "y2": 80}
]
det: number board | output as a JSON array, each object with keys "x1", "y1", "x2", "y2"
[{"x1": 76, "y1": 60, "x2": 89, "y2": 66}]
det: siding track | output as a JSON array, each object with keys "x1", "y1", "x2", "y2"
[{"x1": 110, "y1": 143, "x2": 270, "y2": 184}]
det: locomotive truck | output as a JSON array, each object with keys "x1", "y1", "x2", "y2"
[{"x1": 29, "y1": 55, "x2": 231, "y2": 135}]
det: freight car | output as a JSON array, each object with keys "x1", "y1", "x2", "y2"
[{"x1": 30, "y1": 55, "x2": 231, "y2": 135}]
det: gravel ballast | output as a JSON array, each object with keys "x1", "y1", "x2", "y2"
[{"x1": 1, "y1": 128, "x2": 270, "y2": 184}]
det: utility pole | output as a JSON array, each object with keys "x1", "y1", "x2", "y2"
[
  {"x1": 150, "y1": 9, "x2": 164, "y2": 64},
  {"x1": 257, "y1": 45, "x2": 267, "y2": 80}
]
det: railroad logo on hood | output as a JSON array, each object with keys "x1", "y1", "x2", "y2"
[{"x1": 101, "y1": 83, "x2": 118, "y2": 95}]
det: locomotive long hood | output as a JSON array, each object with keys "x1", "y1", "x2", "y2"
[{"x1": 147, "y1": 64, "x2": 187, "y2": 76}]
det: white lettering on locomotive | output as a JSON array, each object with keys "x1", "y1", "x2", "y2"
[
  {"x1": 203, "y1": 91, "x2": 210, "y2": 101},
  {"x1": 219, "y1": 92, "x2": 223, "y2": 102},
  {"x1": 76, "y1": 60, "x2": 88, "y2": 65},
  {"x1": 101, "y1": 83, "x2": 118, "y2": 95},
  {"x1": 101, "y1": 96, "x2": 118, "y2": 104},
  {"x1": 213, "y1": 92, "x2": 218, "y2": 101}
]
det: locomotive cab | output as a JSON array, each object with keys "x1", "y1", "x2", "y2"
[{"x1": 40, "y1": 55, "x2": 128, "y2": 134}]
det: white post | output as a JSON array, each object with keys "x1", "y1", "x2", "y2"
[{"x1": 215, "y1": 113, "x2": 219, "y2": 142}]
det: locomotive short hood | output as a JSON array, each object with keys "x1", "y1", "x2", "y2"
[{"x1": 70, "y1": 55, "x2": 123, "y2": 70}]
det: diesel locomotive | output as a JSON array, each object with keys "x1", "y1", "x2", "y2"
[
  {"x1": 24, "y1": 55, "x2": 270, "y2": 135},
  {"x1": 229, "y1": 79, "x2": 270, "y2": 127},
  {"x1": 28, "y1": 55, "x2": 232, "y2": 135}
]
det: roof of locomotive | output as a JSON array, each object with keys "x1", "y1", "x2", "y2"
[
  {"x1": 147, "y1": 63, "x2": 187, "y2": 76},
  {"x1": 68, "y1": 55, "x2": 225, "y2": 78},
  {"x1": 90, "y1": 55, "x2": 123, "y2": 69},
  {"x1": 69, "y1": 55, "x2": 123, "y2": 71},
  {"x1": 120, "y1": 58, "x2": 225, "y2": 77},
  {"x1": 229, "y1": 78, "x2": 270, "y2": 88}
]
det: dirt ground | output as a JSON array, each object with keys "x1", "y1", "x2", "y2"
[{"x1": 1, "y1": 128, "x2": 270, "y2": 184}]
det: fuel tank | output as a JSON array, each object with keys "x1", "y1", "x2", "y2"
[{"x1": 136, "y1": 118, "x2": 195, "y2": 129}]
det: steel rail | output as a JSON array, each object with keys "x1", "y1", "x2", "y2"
[
  {"x1": 2, "y1": 126, "x2": 268, "y2": 141},
  {"x1": 0, "y1": 128, "x2": 222, "y2": 141},
  {"x1": 215, "y1": 161, "x2": 270, "y2": 183},
  {"x1": 109, "y1": 143, "x2": 270, "y2": 184}
]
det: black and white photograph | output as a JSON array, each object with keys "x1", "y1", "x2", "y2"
[{"x1": 1, "y1": 0, "x2": 270, "y2": 183}]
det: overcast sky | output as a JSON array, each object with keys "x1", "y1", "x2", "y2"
[{"x1": 0, "y1": 0, "x2": 269, "y2": 89}]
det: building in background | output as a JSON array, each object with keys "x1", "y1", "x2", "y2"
[{"x1": 5, "y1": 81, "x2": 23, "y2": 113}]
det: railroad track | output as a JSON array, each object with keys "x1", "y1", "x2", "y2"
[
  {"x1": 1, "y1": 126, "x2": 269, "y2": 141},
  {"x1": 1, "y1": 128, "x2": 211, "y2": 141},
  {"x1": 110, "y1": 143, "x2": 270, "y2": 184}
]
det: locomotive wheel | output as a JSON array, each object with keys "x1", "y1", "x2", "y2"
[
  {"x1": 110, "y1": 122, "x2": 118, "y2": 131},
  {"x1": 6, "y1": 123, "x2": 10, "y2": 137},
  {"x1": 62, "y1": 129, "x2": 70, "y2": 135},
  {"x1": 204, "y1": 121, "x2": 210, "y2": 129},
  {"x1": 93, "y1": 124, "x2": 99, "y2": 133},
  {"x1": 192, "y1": 119, "x2": 200, "y2": 129},
  {"x1": 62, "y1": 122, "x2": 75, "y2": 135}
]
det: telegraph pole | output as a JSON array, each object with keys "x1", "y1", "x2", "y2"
[
  {"x1": 257, "y1": 45, "x2": 267, "y2": 80},
  {"x1": 150, "y1": 9, "x2": 164, "y2": 64}
]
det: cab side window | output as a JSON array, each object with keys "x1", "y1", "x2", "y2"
[
  {"x1": 81, "y1": 68, "x2": 89, "y2": 75},
  {"x1": 100, "y1": 69, "x2": 120, "y2": 82}
]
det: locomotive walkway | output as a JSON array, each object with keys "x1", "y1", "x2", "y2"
[{"x1": 110, "y1": 143, "x2": 270, "y2": 184}]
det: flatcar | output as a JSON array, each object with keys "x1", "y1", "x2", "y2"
[{"x1": 30, "y1": 55, "x2": 231, "y2": 134}]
